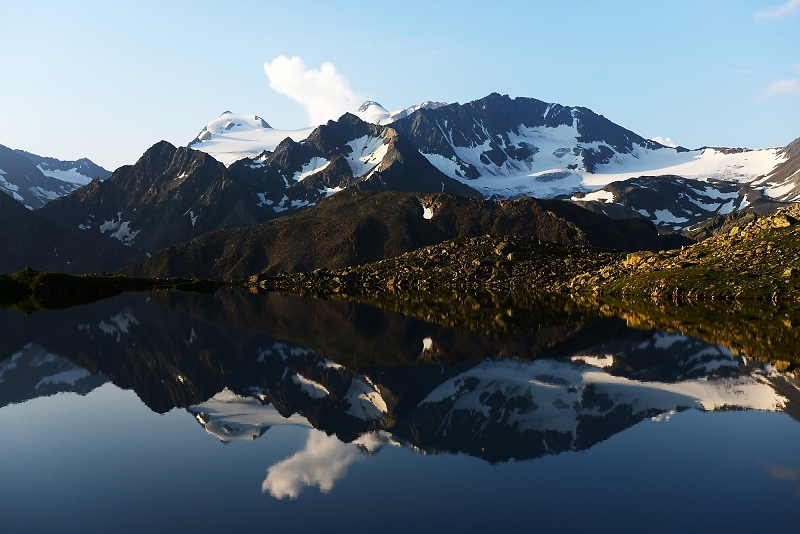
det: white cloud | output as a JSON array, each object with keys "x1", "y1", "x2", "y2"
[
  {"x1": 652, "y1": 136, "x2": 678, "y2": 148},
  {"x1": 263, "y1": 56, "x2": 364, "y2": 125},
  {"x1": 758, "y1": 78, "x2": 800, "y2": 99},
  {"x1": 262, "y1": 430, "x2": 364, "y2": 499},
  {"x1": 755, "y1": 0, "x2": 800, "y2": 19}
]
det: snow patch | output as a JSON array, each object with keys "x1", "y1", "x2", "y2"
[
  {"x1": 0, "y1": 175, "x2": 15, "y2": 192},
  {"x1": 273, "y1": 194, "x2": 290, "y2": 212},
  {"x1": 575, "y1": 189, "x2": 615, "y2": 203},
  {"x1": 29, "y1": 186, "x2": 61, "y2": 200},
  {"x1": 344, "y1": 378, "x2": 387, "y2": 420},
  {"x1": 421, "y1": 152, "x2": 471, "y2": 179},
  {"x1": 571, "y1": 354, "x2": 615, "y2": 369},
  {"x1": 0, "y1": 351, "x2": 23, "y2": 383},
  {"x1": 38, "y1": 167, "x2": 93, "y2": 186},
  {"x1": 99, "y1": 213, "x2": 140, "y2": 245},
  {"x1": 98, "y1": 309, "x2": 139, "y2": 342},
  {"x1": 653, "y1": 209, "x2": 689, "y2": 224},
  {"x1": 292, "y1": 157, "x2": 330, "y2": 181},
  {"x1": 345, "y1": 136, "x2": 388, "y2": 178},
  {"x1": 256, "y1": 192, "x2": 273, "y2": 207},
  {"x1": 36, "y1": 368, "x2": 91, "y2": 389},
  {"x1": 293, "y1": 374, "x2": 329, "y2": 399},
  {"x1": 763, "y1": 181, "x2": 796, "y2": 199},
  {"x1": 183, "y1": 209, "x2": 198, "y2": 227},
  {"x1": 321, "y1": 186, "x2": 343, "y2": 197}
]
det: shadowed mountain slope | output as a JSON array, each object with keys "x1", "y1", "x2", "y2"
[
  {"x1": 0, "y1": 192, "x2": 138, "y2": 273},
  {"x1": 122, "y1": 190, "x2": 685, "y2": 280}
]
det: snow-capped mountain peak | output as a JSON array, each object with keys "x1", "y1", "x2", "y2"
[
  {"x1": 188, "y1": 111, "x2": 314, "y2": 166},
  {"x1": 354, "y1": 100, "x2": 448, "y2": 126},
  {"x1": 354, "y1": 101, "x2": 391, "y2": 124},
  {"x1": 198, "y1": 112, "x2": 273, "y2": 139}
]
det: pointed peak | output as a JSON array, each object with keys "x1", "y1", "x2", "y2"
[{"x1": 357, "y1": 101, "x2": 388, "y2": 113}]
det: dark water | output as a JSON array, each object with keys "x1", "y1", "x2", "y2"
[{"x1": 1, "y1": 290, "x2": 799, "y2": 533}]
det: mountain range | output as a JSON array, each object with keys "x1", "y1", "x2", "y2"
[
  {"x1": 2, "y1": 93, "x2": 799, "y2": 276},
  {"x1": 182, "y1": 94, "x2": 800, "y2": 234},
  {"x1": 0, "y1": 144, "x2": 110, "y2": 209},
  {"x1": 189, "y1": 93, "x2": 800, "y2": 201}
]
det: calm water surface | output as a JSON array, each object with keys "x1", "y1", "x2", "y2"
[{"x1": 1, "y1": 290, "x2": 799, "y2": 533}]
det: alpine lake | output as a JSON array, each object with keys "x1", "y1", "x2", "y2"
[{"x1": 2, "y1": 287, "x2": 800, "y2": 533}]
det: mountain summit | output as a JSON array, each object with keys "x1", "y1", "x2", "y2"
[{"x1": 188, "y1": 112, "x2": 315, "y2": 166}]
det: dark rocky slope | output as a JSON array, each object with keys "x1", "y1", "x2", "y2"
[
  {"x1": 0, "y1": 192, "x2": 138, "y2": 273},
  {"x1": 122, "y1": 190, "x2": 687, "y2": 280}
]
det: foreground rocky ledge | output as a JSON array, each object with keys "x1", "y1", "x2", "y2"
[{"x1": 251, "y1": 204, "x2": 800, "y2": 302}]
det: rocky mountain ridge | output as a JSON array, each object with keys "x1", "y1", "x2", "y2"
[
  {"x1": 31, "y1": 114, "x2": 477, "y2": 270},
  {"x1": 121, "y1": 190, "x2": 685, "y2": 280},
  {"x1": 184, "y1": 94, "x2": 800, "y2": 234},
  {"x1": 0, "y1": 144, "x2": 111, "y2": 209},
  {"x1": 570, "y1": 175, "x2": 788, "y2": 232},
  {"x1": 190, "y1": 93, "x2": 795, "y2": 202},
  {"x1": 16, "y1": 149, "x2": 111, "y2": 184}
]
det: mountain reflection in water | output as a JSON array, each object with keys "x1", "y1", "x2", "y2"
[
  {"x1": 4, "y1": 288, "x2": 800, "y2": 530},
  {"x1": 2, "y1": 289, "x2": 798, "y2": 472}
]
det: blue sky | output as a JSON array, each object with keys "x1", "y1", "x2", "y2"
[{"x1": 1, "y1": 0, "x2": 798, "y2": 170}]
